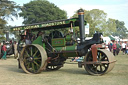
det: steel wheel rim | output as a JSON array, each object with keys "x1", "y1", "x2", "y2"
[
  {"x1": 20, "y1": 44, "x2": 47, "y2": 74},
  {"x1": 23, "y1": 45, "x2": 41, "y2": 73},
  {"x1": 84, "y1": 49, "x2": 115, "y2": 75}
]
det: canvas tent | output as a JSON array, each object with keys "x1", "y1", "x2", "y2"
[{"x1": 109, "y1": 36, "x2": 115, "y2": 42}]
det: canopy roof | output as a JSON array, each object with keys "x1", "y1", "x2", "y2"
[
  {"x1": 11, "y1": 18, "x2": 86, "y2": 31},
  {"x1": 109, "y1": 36, "x2": 115, "y2": 41}
]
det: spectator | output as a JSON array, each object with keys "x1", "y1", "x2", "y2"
[
  {"x1": 116, "y1": 41, "x2": 120, "y2": 55},
  {"x1": 108, "y1": 41, "x2": 112, "y2": 52},
  {"x1": 121, "y1": 41, "x2": 126, "y2": 55},
  {"x1": 125, "y1": 41, "x2": 128, "y2": 55},
  {"x1": 112, "y1": 41, "x2": 117, "y2": 56},
  {"x1": 2, "y1": 42, "x2": 7, "y2": 60}
]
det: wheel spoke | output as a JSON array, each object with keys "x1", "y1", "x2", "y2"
[
  {"x1": 32, "y1": 63, "x2": 35, "y2": 72},
  {"x1": 90, "y1": 65, "x2": 98, "y2": 73},
  {"x1": 33, "y1": 50, "x2": 39, "y2": 57},
  {"x1": 99, "y1": 53, "x2": 102, "y2": 60},
  {"x1": 23, "y1": 58, "x2": 27, "y2": 62},
  {"x1": 95, "y1": 65, "x2": 98, "y2": 73},
  {"x1": 24, "y1": 49, "x2": 30, "y2": 57},
  {"x1": 100, "y1": 55, "x2": 105, "y2": 61},
  {"x1": 25, "y1": 62, "x2": 31, "y2": 68},
  {"x1": 100, "y1": 65, "x2": 103, "y2": 72},
  {"x1": 33, "y1": 61, "x2": 40, "y2": 67},
  {"x1": 30, "y1": 47, "x2": 33, "y2": 56},
  {"x1": 34, "y1": 57, "x2": 41, "y2": 60},
  {"x1": 102, "y1": 64, "x2": 108, "y2": 69},
  {"x1": 37, "y1": 54, "x2": 41, "y2": 57},
  {"x1": 97, "y1": 52, "x2": 100, "y2": 60}
]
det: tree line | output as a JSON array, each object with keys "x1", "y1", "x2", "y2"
[{"x1": 0, "y1": 0, "x2": 127, "y2": 41}]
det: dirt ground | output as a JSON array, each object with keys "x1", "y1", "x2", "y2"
[{"x1": 0, "y1": 53, "x2": 128, "y2": 85}]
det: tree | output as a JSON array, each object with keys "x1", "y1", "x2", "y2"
[
  {"x1": 72, "y1": 9, "x2": 128, "y2": 38},
  {"x1": 72, "y1": 9, "x2": 108, "y2": 37},
  {"x1": 112, "y1": 20, "x2": 128, "y2": 38},
  {"x1": 87, "y1": 9, "x2": 107, "y2": 36},
  {"x1": 0, "y1": 0, "x2": 20, "y2": 27},
  {"x1": 0, "y1": 0, "x2": 20, "y2": 41},
  {"x1": 19, "y1": 0, "x2": 67, "y2": 24},
  {"x1": 105, "y1": 18, "x2": 116, "y2": 36}
]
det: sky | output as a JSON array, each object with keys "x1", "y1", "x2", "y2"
[{"x1": 8, "y1": 0, "x2": 128, "y2": 29}]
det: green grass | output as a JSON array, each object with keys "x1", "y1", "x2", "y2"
[{"x1": 0, "y1": 52, "x2": 128, "y2": 85}]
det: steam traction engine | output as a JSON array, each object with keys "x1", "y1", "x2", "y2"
[{"x1": 11, "y1": 9, "x2": 116, "y2": 75}]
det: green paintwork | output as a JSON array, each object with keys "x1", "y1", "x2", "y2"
[
  {"x1": 66, "y1": 45, "x2": 76, "y2": 51},
  {"x1": 54, "y1": 47, "x2": 64, "y2": 51},
  {"x1": 52, "y1": 38, "x2": 65, "y2": 47},
  {"x1": 65, "y1": 35, "x2": 72, "y2": 41},
  {"x1": 11, "y1": 17, "x2": 86, "y2": 58},
  {"x1": 11, "y1": 18, "x2": 78, "y2": 31},
  {"x1": 32, "y1": 36, "x2": 45, "y2": 49},
  {"x1": 32, "y1": 36, "x2": 43, "y2": 46},
  {"x1": 54, "y1": 46, "x2": 78, "y2": 57},
  {"x1": 54, "y1": 45, "x2": 77, "y2": 51},
  {"x1": 42, "y1": 43, "x2": 45, "y2": 49},
  {"x1": 11, "y1": 18, "x2": 86, "y2": 31},
  {"x1": 63, "y1": 52, "x2": 78, "y2": 57}
]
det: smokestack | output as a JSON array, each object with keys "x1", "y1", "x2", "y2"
[
  {"x1": 78, "y1": 9, "x2": 85, "y2": 43},
  {"x1": 6, "y1": 31, "x2": 9, "y2": 42}
]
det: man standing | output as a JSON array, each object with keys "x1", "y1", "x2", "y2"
[{"x1": 121, "y1": 41, "x2": 126, "y2": 55}]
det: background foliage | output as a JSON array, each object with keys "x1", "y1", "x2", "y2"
[
  {"x1": 72, "y1": 9, "x2": 127, "y2": 37},
  {"x1": 19, "y1": 0, "x2": 67, "y2": 24},
  {"x1": 0, "y1": 0, "x2": 20, "y2": 41},
  {"x1": 0, "y1": 0, "x2": 128, "y2": 41}
]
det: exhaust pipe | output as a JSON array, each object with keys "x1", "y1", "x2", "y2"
[
  {"x1": 78, "y1": 9, "x2": 85, "y2": 43},
  {"x1": 6, "y1": 31, "x2": 9, "y2": 42}
]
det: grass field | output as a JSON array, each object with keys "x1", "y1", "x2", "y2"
[{"x1": 0, "y1": 52, "x2": 128, "y2": 85}]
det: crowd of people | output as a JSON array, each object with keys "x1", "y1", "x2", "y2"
[
  {"x1": 107, "y1": 41, "x2": 128, "y2": 56},
  {"x1": 71, "y1": 40, "x2": 128, "y2": 62}
]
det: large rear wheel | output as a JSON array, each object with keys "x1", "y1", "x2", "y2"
[
  {"x1": 20, "y1": 44, "x2": 47, "y2": 74},
  {"x1": 84, "y1": 49, "x2": 115, "y2": 75}
]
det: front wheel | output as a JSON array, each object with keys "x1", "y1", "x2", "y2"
[
  {"x1": 84, "y1": 49, "x2": 115, "y2": 75},
  {"x1": 19, "y1": 44, "x2": 47, "y2": 74}
]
